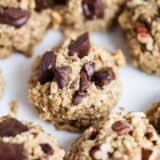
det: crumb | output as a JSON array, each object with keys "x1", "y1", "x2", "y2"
[{"x1": 9, "y1": 100, "x2": 18, "y2": 115}]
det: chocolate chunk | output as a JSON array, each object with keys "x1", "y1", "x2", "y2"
[
  {"x1": 54, "y1": 0, "x2": 67, "y2": 5},
  {"x1": 89, "y1": 144, "x2": 100, "y2": 159},
  {"x1": 80, "y1": 71, "x2": 90, "y2": 91},
  {"x1": 38, "y1": 51, "x2": 56, "y2": 84},
  {"x1": 40, "y1": 143, "x2": 54, "y2": 155},
  {"x1": 0, "y1": 117, "x2": 28, "y2": 137},
  {"x1": 0, "y1": 7, "x2": 30, "y2": 28},
  {"x1": 0, "y1": 142, "x2": 28, "y2": 160},
  {"x1": 71, "y1": 69, "x2": 90, "y2": 105},
  {"x1": 142, "y1": 148, "x2": 152, "y2": 160},
  {"x1": 71, "y1": 62, "x2": 94, "y2": 105},
  {"x1": 72, "y1": 91, "x2": 86, "y2": 105},
  {"x1": 68, "y1": 32, "x2": 90, "y2": 58},
  {"x1": 112, "y1": 120, "x2": 133, "y2": 136},
  {"x1": 92, "y1": 67, "x2": 115, "y2": 87},
  {"x1": 35, "y1": 0, "x2": 51, "y2": 11},
  {"x1": 83, "y1": 62, "x2": 95, "y2": 79},
  {"x1": 82, "y1": 0, "x2": 105, "y2": 20},
  {"x1": 54, "y1": 66, "x2": 71, "y2": 89}
]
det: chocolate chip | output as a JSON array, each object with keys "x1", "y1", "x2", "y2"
[
  {"x1": 68, "y1": 32, "x2": 90, "y2": 58},
  {"x1": 80, "y1": 71, "x2": 90, "y2": 91},
  {"x1": 72, "y1": 91, "x2": 86, "y2": 105},
  {"x1": 35, "y1": 0, "x2": 51, "y2": 11},
  {"x1": 0, "y1": 117, "x2": 28, "y2": 137},
  {"x1": 0, "y1": 7, "x2": 30, "y2": 28},
  {"x1": 142, "y1": 148, "x2": 152, "y2": 160},
  {"x1": 40, "y1": 143, "x2": 54, "y2": 155},
  {"x1": 54, "y1": 0, "x2": 67, "y2": 5},
  {"x1": 54, "y1": 66, "x2": 71, "y2": 89},
  {"x1": 89, "y1": 144, "x2": 100, "y2": 159},
  {"x1": 92, "y1": 67, "x2": 115, "y2": 87},
  {"x1": 38, "y1": 51, "x2": 56, "y2": 84},
  {"x1": 82, "y1": 0, "x2": 105, "y2": 20},
  {"x1": 0, "y1": 142, "x2": 28, "y2": 160},
  {"x1": 83, "y1": 62, "x2": 95, "y2": 79},
  {"x1": 112, "y1": 120, "x2": 133, "y2": 136}
]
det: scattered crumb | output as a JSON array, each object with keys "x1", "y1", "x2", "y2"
[
  {"x1": 9, "y1": 100, "x2": 18, "y2": 116},
  {"x1": 112, "y1": 49, "x2": 126, "y2": 68}
]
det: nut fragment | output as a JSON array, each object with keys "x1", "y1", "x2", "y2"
[
  {"x1": 141, "y1": 148, "x2": 152, "y2": 160},
  {"x1": 89, "y1": 145, "x2": 100, "y2": 159},
  {"x1": 112, "y1": 120, "x2": 132, "y2": 136},
  {"x1": 135, "y1": 22, "x2": 149, "y2": 36}
]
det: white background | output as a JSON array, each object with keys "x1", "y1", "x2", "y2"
[{"x1": 0, "y1": 28, "x2": 160, "y2": 150}]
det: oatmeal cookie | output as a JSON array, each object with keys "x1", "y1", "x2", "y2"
[
  {"x1": 0, "y1": 0, "x2": 67, "y2": 58},
  {"x1": 146, "y1": 102, "x2": 160, "y2": 134},
  {"x1": 28, "y1": 32, "x2": 125, "y2": 132},
  {"x1": 0, "y1": 4, "x2": 51, "y2": 58},
  {"x1": 63, "y1": 0, "x2": 126, "y2": 32},
  {"x1": 66, "y1": 111, "x2": 160, "y2": 160},
  {"x1": 119, "y1": 0, "x2": 160, "y2": 75},
  {"x1": 0, "y1": 115, "x2": 65, "y2": 160}
]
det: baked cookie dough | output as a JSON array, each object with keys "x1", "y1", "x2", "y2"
[
  {"x1": 0, "y1": 0, "x2": 67, "y2": 58},
  {"x1": 119, "y1": 0, "x2": 160, "y2": 75},
  {"x1": 63, "y1": 0, "x2": 126, "y2": 32},
  {"x1": 0, "y1": 2, "x2": 51, "y2": 58},
  {"x1": 28, "y1": 32, "x2": 125, "y2": 132},
  {"x1": 0, "y1": 115, "x2": 65, "y2": 160},
  {"x1": 146, "y1": 102, "x2": 160, "y2": 134},
  {"x1": 66, "y1": 111, "x2": 160, "y2": 160}
]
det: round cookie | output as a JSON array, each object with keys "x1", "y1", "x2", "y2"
[
  {"x1": 146, "y1": 102, "x2": 160, "y2": 134},
  {"x1": 0, "y1": 3, "x2": 51, "y2": 58},
  {"x1": 0, "y1": 115, "x2": 65, "y2": 160},
  {"x1": 66, "y1": 111, "x2": 160, "y2": 160},
  {"x1": 28, "y1": 32, "x2": 125, "y2": 132},
  {"x1": 0, "y1": 0, "x2": 68, "y2": 29},
  {"x1": 0, "y1": 0, "x2": 66, "y2": 58},
  {"x1": 119, "y1": 0, "x2": 160, "y2": 75},
  {"x1": 63, "y1": 0, "x2": 126, "y2": 32}
]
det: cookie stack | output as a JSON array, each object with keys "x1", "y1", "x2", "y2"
[{"x1": 0, "y1": 0, "x2": 160, "y2": 159}]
